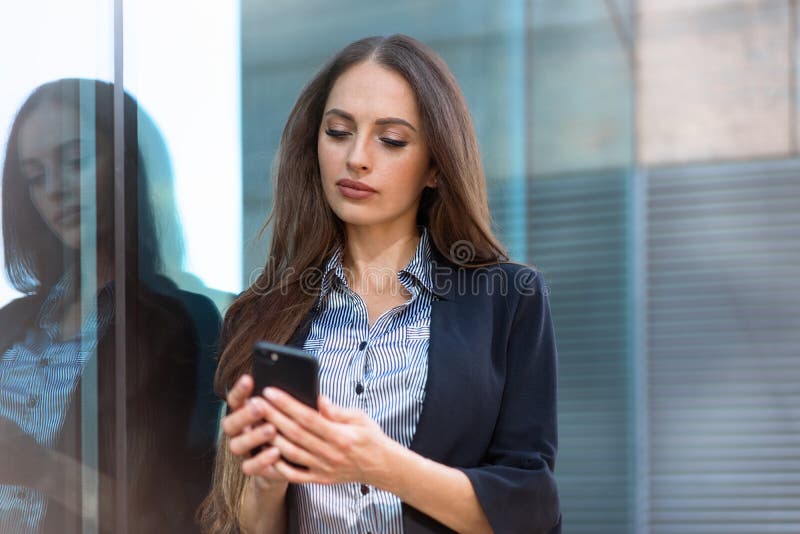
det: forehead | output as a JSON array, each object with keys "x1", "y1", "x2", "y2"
[
  {"x1": 18, "y1": 101, "x2": 81, "y2": 159},
  {"x1": 325, "y1": 61, "x2": 419, "y2": 122}
]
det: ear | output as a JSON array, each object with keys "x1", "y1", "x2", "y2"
[{"x1": 425, "y1": 166, "x2": 439, "y2": 189}]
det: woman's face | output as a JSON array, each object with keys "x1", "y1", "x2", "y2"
[
  {"x1": 317, "y1": 60, "x2": 437, "y2": 231},
  {"x1": 17, "y1": 100, "x2": 113, "y2": 250}
]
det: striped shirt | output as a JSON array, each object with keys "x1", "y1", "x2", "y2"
[
  {"x1": 295, "y1": 226, "x2": 438, "y2": 534},
  {"x1": 0, "y1": 276, "x2": 113, "y2": 533}
]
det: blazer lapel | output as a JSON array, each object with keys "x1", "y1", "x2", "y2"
[
  {"x1": 286, "y1": 305, "x2": 316, "y2": 348},
  {"x1": 409, "y1": 251, "x2": 466, "y2": 460}
]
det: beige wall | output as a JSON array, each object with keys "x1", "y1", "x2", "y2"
[{"x1": 637, "y1": 0, "x2": 794, "y2": 166}]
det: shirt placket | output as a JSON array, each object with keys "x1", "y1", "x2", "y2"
[{"x1": 342, "y1": 283, "x2": 418, "y2": 534}]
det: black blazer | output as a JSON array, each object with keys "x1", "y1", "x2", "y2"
[
  {"x1": 287, "y1": 249, "x2": 561, "y2": 534},
  {"x1": 0, "y1": 278, "x2": 221, "y2": 533}
]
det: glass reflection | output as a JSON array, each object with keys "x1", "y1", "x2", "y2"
[{"x1": 0, "y1": 79, "x2": 220, "y2": 533}]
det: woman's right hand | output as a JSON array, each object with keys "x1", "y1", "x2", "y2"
[{"x1": 222, "y1": 374, "x2": 288, "y2": 494}]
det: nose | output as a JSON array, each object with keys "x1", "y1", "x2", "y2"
[
  {"x1": 41, "y1": 165, "x2": 63, "y2": 196},
  {"x1": 346, "y1": 134, "x2": 371, "y2": 173},
  {"x1": 40, "y1": 160, "x2": 75, "y2": 199},
  {"x1": 42, "y1": 164, "x2": 67, "y2": 198}
]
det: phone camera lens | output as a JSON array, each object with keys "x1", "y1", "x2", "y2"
[{"x1": 270, "y1": 352, "x2": 279, "y2": 362}]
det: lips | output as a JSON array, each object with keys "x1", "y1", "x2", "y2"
[
  {"x1": 336, "y1": 178, "x2": 377, "y2": 200},
  {"x1": 336, "y1": 179, "x2": 376, "y2": 192},
  {"x1": 54, "y1": 205, "x2": 81, "y2": 226}
]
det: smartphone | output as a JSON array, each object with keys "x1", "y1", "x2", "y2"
[
  {"x1": 250, "y1": 341, "x2": 319, "y2": 464},
  {"x1": 252, "y1": 341, "x2": 319, "y2": 409}
]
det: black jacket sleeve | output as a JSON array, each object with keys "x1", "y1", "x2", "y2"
[{"x1": 457, "y1": 269, "x2": 561, "y2": 533}]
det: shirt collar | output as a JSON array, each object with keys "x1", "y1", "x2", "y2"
[
  {"x1": 38, "y1": 273, "x2": 115, "y2": 342},
  {"x1": 399, "y1": 226, "x2": 436, "y2": 296},
  {"x1": 316, "y1": 225, "x2": 439, "y2": 308}
]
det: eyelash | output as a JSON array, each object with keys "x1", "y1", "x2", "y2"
[
  {"x1": 324, "y1": 128, "x2": 349, "y2": 138},
  {"x1": 26, "y1": 174, "x2": 45, "y2": 186},
  {"x1": 381, "y1": 137, "x2": 407, "y2": 148},
  {"x1": 324, "y1": 128, "x2": 408, "y2": 148}
]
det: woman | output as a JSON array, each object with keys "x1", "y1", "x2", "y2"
[
  {"x1": 0, "y1": 78, "x2": 220, "y2": 533},
  {"x1": 200, "y1": 35, "x2": 560, "y2": 533}
]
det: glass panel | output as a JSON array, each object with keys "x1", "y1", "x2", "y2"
[
  {"x1": 528, "y1": 2, "x2": 637, "y2": 532},
  {"x1": 0, "y1": 1, "x2": 114, "y2": 532},
  {"x1": 123, "y1": 0, "x2": 242, "y2": 299},
  {"x1": 238, "y1": 1, "x2": 635, "y2": 532},
  {"x1": 122, "y1": 0, "x2": 235, "y2": 530}
]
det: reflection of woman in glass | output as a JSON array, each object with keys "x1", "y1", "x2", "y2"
[
  {"x1": 201, "y1": 35, "x2": 560, "y2": 533},
  {"x1": 0, "y1": 78, "x2": 219, "y2": 533}
]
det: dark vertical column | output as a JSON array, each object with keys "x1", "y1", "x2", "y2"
[{"x1": 112, "y1": 0, "x2": 135, "y2": 531}]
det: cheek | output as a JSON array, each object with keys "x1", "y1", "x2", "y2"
[
  {"x1": 317, "y1": 142, "x2": 341, "y2": 179},
  {"x1": 388, "y1": 154, "x2": 430, "y2": 192},
  {"x1": 29, "y1": 187, "x2": 54, "y2": 219},
  {"x1": 28, "y1": 188, "x2": 80, "y2": 247}
]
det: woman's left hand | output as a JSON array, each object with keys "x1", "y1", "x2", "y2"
[{"x1": 257, "y1": 387, "x2": 401, "y2": 487}]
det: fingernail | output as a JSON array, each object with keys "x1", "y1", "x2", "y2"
[
  {"x1": 264, "y1": 387, "x2": 277, "y2": 400},
  {"x1": 249, "y1": 398, "x2": 262, "y2": 415},
  {"x1": 262, "y1": 424, "x2": 274, "y2": 436}
]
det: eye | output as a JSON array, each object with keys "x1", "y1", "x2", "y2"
[
  {"x1": 25, "y1": 174, "x2": 45, "y2": 187},
  {"x1": 380, "y1": 137, "x2": 408, "y2": 148},
  {"x1": 325, "y1": 128, "x2": 350, "y2": 139},
  {"x1": 20, "y1": 163, "x2": 45, "y2": 186}
]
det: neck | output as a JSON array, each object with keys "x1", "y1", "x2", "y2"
[{"x1": 341, "y1": 221, "x2": 421, "y2": 292}]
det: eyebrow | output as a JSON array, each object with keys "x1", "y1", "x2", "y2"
[
  {"x1": 58, "y1": 139, "x2": 81, "y2": 153},
  {"x1": 323, "y1": 108, "x2": 417, "y2": 132},
  {"x1": 20, "y1": 139, "x2": 81, "y2": 165}
]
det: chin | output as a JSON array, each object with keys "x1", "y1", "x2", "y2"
[
  {"x1": 55, "y1": 226, "x2": 82, "y2": 251},
  {"x1": 334, "y1": 212, "x2": 382, "y2": 227},
  {"x1": 328, "y1": 200, "x2": 374, "y2": 224}
]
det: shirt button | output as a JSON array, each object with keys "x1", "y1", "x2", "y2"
[
  {"x1": 27, "y1": 395, "x2": 38, "y2": 408},
  {"x1": 360, "y1": 484, "x2": 370, "y2": 495},
  {"x1": 358, "y1": 341, "x2": 367, "y2": 351},
  {"x1": 37, "y1": 358, "x2": 49, "y2": 368},
  {"x1": 355, "y1": 382, "x2": 364, "y2": 395},
  {"x1": 16, "y1": 490, "x2": 26, "y2": 500}
]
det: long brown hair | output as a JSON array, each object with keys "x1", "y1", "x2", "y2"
[{"x1": 198, "y1": 34, "x2": 508, "y2": 532}]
